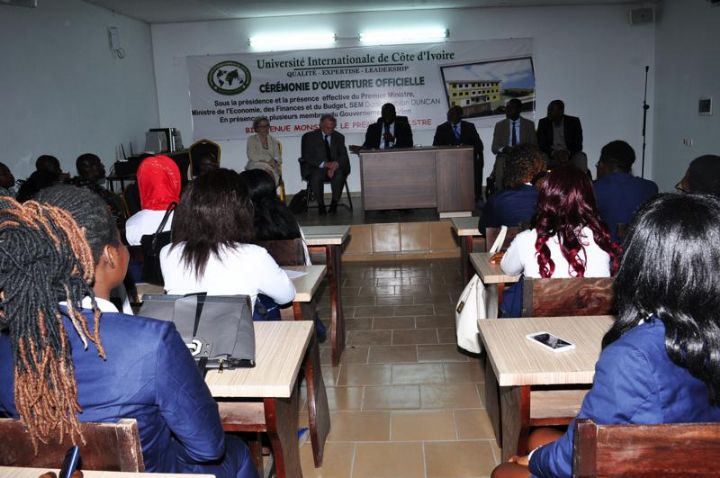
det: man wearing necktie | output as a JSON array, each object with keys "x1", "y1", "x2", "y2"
[
  {"x1": 357, "y1": 103, "x2": 414, "y2": 150},
  {"x1": 433, "y1": 106, "x2": 484, "y2": 202},
  {"x1": 490, "y1": 98, "x2": 538, "y2": 194},
  {"x1": 300, "y1": 114, "x2": 351, "y2": 214}
]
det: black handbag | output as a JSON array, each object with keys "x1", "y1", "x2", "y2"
[{"x1": 140, "y1": 202, "x2": 176, "y2": 285}]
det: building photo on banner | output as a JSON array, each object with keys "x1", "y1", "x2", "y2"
[{"x1": 186, "y1": 37, "x2": 535, "y2": 142}]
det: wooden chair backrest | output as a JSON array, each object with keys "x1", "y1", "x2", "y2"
[
  {"x1": 0, "y1": 418, "x2": 144, "y2": 472},
  {"x1": 484, "y1": 226, "x2": 522, "y2": 252},
  {"x1": 522, "y1": 277, "x2": 615, "y2": 317},
  {"x1": 257, "y1": 238, "x2": 306, "y2": 266},
  {"x1": 189, "y1": 139, "x2": 222, "y2": 177},
  {"x1": 573, "y1": 419, "x2": 720, "y2": 477}
]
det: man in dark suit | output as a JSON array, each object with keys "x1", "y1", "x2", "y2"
[
  {"x1": 362, "y1": 103, "x2": 413, "y2": 149},
  {"x1": 433, "y1": 106, "x2": 484, "y2": 202},
  {"x1": 594, "y1": 140, "x2": 658, "y2": 242},
  {"x1": 536, "y1": 99, "x2": 587, "y2": 172},
  {"x1": 300, "y1": 114, "x2": 351, "y2": 215},
  {"x1": 490, "y1": 98, "x2": 537, "y2": 193}
]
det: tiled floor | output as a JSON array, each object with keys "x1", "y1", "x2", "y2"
[{"x1": 300, "y1": 259, "x2": 499, "y2": 478}]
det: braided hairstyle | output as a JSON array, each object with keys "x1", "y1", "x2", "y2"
[{"x1": 0, "y1": 185, "x2": 117, "y2": 449}]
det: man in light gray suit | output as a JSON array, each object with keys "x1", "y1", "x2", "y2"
[
  {"x1": 300, "y1": 114, "x2": 351, "y2": 214},
  {"x1": 490, "y1": 98, "x2": 537, "y2": 193}
]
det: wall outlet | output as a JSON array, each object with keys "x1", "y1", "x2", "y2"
[{"x1": 682, "y1": 138, "x2": 694, "y2": 147}]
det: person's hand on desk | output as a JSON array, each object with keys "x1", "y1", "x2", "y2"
[{"x1": 490, "y1": 251, "x2": 505, "y2": 265}]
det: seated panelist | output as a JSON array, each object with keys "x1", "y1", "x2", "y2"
[
  {"x1": 536, "y1": 99, "x2": 588, "y2": 173},
  {"x1": 490, "y1": 99, "x2": 537, "y2": 194},
  {"x1": 361, "y1": 103, "x2": 414, "y2": 149}
]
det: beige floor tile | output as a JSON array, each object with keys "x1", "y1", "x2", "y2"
[
  {"x1": 327, "y1": 386, "x2": 365, "y2": 410},
  {"x1": 346, "y1": 318, "x2": 374, "y2": 331},
  {"x1": 300, "y1": 442, "x2": 355, "y2": 478},
  {"x1": 392, "y1": 363, "x2": 445, "y2": 385},
  {"x1": 424, "y1": 440, "x2": 497, "y2": 477},
  {"x1": 372, "y1": 316, "x2": 415, "y2": 329},
  {"x1": 454, "y1": 409, "x2": 496, "y2": 440},
  {"x1": 327, "y1": 411, "x2": 391, "y2": 441},
  {"x1": 393, "y1": 328, "x2": 439, "y2": 345},
  {"x1": 372, "y1": 223, "x2": 400, "y2": 253},
  {"x1": 416, "y1": 315, "x2": 456, "y2": 328},
  {"x1": 391, "y1": 410, "x2": 457, "y2": 441},
  {"x1": 367, "y1": 345, "x2": 418, "y2": 363},
  {"x1": 347, "y1": 329, "x2": 392, "y2": 346},
  {"x1": 337, "y1": 364, "x2": 392, "y2": 386},
  {"x1": 339, "y1": 345, "x2": 370, "y2": 364},
  {"x1": 443, "y1": 362, "x2": 484, "y2": 383},
  {"x1": 362, "y1": 385, "x2": 420, "y2": 410},
  {"x1": 418, "y1": 344, "x2": 470, "y2": 362},
  {"x1": 353, "y1": 442, "x2": 425, "y2": 478},
  {"x1": 437, "y1": 327, "x2": 457, "y2": 344},
  {"x1": 421, "y1": 383, "x2": 484, "y2": 409}
]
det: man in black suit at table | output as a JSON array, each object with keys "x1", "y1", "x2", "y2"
[
  {"x1": 300, "y1": 114, "x2": 351, "y2": 215},
  {"x1": 536, "y1": 99, "x2": 588, "y2": 173},
  {"x1": 362, "y1": 103, "x2": 414, "y2": 149},
  {"x1": 433, "y1": 105, "x2": 484, "y2": 202}
]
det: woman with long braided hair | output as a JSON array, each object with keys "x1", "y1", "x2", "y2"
[{"x1": 0, "y1": 185, "x2": 257, "y2": 478}]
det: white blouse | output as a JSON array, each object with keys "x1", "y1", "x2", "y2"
[
  {"x1": 125, "y1": 210, "x2": 173, "y2": 246},
  {"x1": 500, "y1": 227, "x2": 611, "y2": 278},
  {"x1": 159, "y1": 242, "x2": 295, "y2": 310}
]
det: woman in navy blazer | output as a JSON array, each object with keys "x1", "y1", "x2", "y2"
[
  {"x1": 493, "y1": 193, "x2": 720, "y2": 478},
  {"x1": 0, "y1": 186, "x2": 257, "y2": 478}
]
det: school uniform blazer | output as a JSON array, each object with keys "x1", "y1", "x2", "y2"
[
  {"x1": 593, "y1": 172, "x2": 658, "y2": 242},
  {"x1": 478, "y1": 183, "x2": 538, "y2": 231},
  {"x1": 432, "y1": 120, "x2": 484, "y2": 162},
  {"x1": 529, "y1": 318, "x2": 720, "y2": 478},
  {"x1": 362, "y1": 116, "x2": 414, "y2": 149},
  {"x1": 536, "y1": 115, "x2": 583, "y2": 157},
  {"x1": 491, "y1": 117, "x2": 537, "y2": 154}
]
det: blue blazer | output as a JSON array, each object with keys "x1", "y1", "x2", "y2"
[
  {"x1": 593, "y1": 172, "x2": 658, "y2": 242},
  {"x1": 0, "y1": 310, "x2": 257, "y2": 478},
  {"x1": 478, "y1": 183, "x2": 538, "y2": 231},
  {"x1": 529, "y1": 318, "x2": 720, "y2": 477}
]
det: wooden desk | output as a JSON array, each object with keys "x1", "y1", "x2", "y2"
[
  {"x1": 451, "y1": 217, "x2": 485, "y2": 282},
  {"x1": 0, "y1": 469, "x2": 213, "y2": 478},
  {"x1": 478, "y1": 316, "x2": 613, "y2": 460},
  {"x1": 358, "y1": 146, "x2": 474, "y2": 213},
  {"x1": 211, "y1": 321, "x2": 330, "y2": 478},
  {"x1": 287, "y1": 265, "x2": 326, "y2": 304},
  {"x1": 302, "y1": 225, "x2": 349, "y2": 366},
  {"x1": 469, "y1": 252, "x2": 520, "y2": 285}
]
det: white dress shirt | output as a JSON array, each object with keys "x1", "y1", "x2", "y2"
[{"x1": 379, "y1": 122, "x2": 396, "y2": 149}]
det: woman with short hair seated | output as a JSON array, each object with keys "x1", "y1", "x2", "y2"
[
  {"x1": 492, "y1": 193, "x2": 720, "y2": 478},
  {"x1": 160, "y1": 168, "x2": 295, "y2": 311},
  {"x1": 0, "y1": 186, "x2": 258, "y2": 478},
  {"x1": 246, "y1": 116, "x2": 282, "y2": 185}
]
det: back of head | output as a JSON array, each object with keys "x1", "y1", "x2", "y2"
[
  {"x1": 687, "y1": 155, "x2": 720, "y2": 195},
  {"x1": 136, "y1": 155, "x2": 181, "y2": 210},
  {"x1": 240, "y1": 169, "x2": 301, "y2": 242},
  {"x1": 241, "y1": 168, "x2": 277, "y2": 203},
  {"x1": 16, "y1": 170, "x2": 60, "y2": 202},
  {"x1": 607, "y1": 193, "x2": 720, "y2": 404},
  {"x1": 75, "y1": 153, "x2": 104, "y2": 180},
  {"x1": 505, "y1": 144, "x2": 545, "y2": 189},
  {"x1": 172, "y1": 168, "x2": 254, "y2": 278},
  {"x1": 534, "y1": 166, "x2": 619, "y2": 277},
  {"x1": 0, "y1": 185, "x2": 115, "y2": 447},
  {"x1": 599, "y1": 140, "x2": 635, "y2": 173},
  {"x1": 35, "y1": 155, "x2": 61, "y2": 177}
]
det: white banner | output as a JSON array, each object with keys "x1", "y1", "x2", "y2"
[{"x1": 187, "y1": 38, "x2": 534, "y2": 140}]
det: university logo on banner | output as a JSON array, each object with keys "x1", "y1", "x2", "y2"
[{"x1": 207, "y1": 61, "x2": 252, "y2": 95}]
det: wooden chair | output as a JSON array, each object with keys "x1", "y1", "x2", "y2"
[
  {"x1": 0, "y1": 418, "x2": 144, "y2": 471},
  {"x1": 484, "y1": 226, "x2": 522, "y2": 252},
  {"x1": 257, "y1": 238, "x2": 306, "y2": 266},
  {"x1": 189, "y1": 139, "x2": 221, "y2": 177},
  {"x1": 521, "y1": 277, "x2": 615, "y2": 317},
  {"x1": 573, "y1": 419, "x2": 720, "y2": 477}
]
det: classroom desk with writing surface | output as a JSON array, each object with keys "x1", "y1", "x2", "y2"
[
  {"x1": 302, "y1": 225, "x2": 350, "y2": 367},
  {"x1": 0, "y1": 468, "x2": 214, "y2": 478},
  {"x1": 358, "y1": 146, "x2": 475, "y2": 213},
  {"x1": 478, "y1": 315, "x2": 613, "y2": 460},
  {"x1": 210, "y1": 321, "x2": 329, "y2": 478},
  {"x1": 451, "y1": 217, "x2": 485, "y2": 281}
]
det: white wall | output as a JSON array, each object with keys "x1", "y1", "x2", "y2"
[
  {"x1": 653, "y1": 0, "x2": 720, "y2": 191},
  {"x1": 151, "y1": 4, "x2": 655, "y2": 194},
  {"x1": 0, "y1": 0, "x2": 158, "y2": 179}
]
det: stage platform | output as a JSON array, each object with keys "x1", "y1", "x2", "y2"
[{"x1": 296, "y1": 194, "x2": 479, "y2": 262}]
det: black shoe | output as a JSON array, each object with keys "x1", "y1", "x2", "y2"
[
  {"x1": 329, "y1": 201, "x2": 338, "y2": 214},
  {"x1": 318, "y1": 204, "x2": 327, "y2": 215}
]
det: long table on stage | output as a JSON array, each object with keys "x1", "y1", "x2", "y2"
[{"x1": 358, "y1": 146, "x2": 475, "y2": 213}]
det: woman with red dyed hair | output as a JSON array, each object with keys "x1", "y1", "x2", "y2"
[{"x1": 500, "y1": 166, "x2": 620, "y2": 283}]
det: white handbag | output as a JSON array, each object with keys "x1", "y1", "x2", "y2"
[{"x1": 455, "y1": 226, "x2": 507, "y2": 354}]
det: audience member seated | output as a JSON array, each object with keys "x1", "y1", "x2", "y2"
[
  {"x1": 0, "y1": 186, "x2": 258, "y2": 478},
  {"x1": 361, "y1": 103, "x2": 414, "y2": 149},
  {"x1": 536, "y1": 99, "x2": 588, "y2": 173},
  {"x1": 160, "y1": 168, "x2": 295, "y2": 311},
  {"x1": 478, "y1": 144, "x2": 545, "y2": 231},
  {"x1": 300, "y1": 114, "x2": 351, "y2": 215},
  {"x1": 67, "y1": 153, "x2": 124, "y2": 226},
  {"x1": 491, "y1": 99, "x2": 537, "y2": 193},
  {"x1": 676, "y1": 154, "x2": 720, "y2": 195},
  {"x1": 594, "y1": 140, "x2": 658, "y2": 241},
  {"x1": 241, "y1": 169, "x2": 302, "y2": 243},
  {"x1": 433, "y1": 105, "x2": 485, "y2": 203},
  {"x1": 0, "y1": 162, "x2": 16, "y2": 197},
  {"x1": 125, "y1": 155, "x2": 181, "y2": 246},
  {"x1": 16, "y1": 170, "x2": 61, "y2": 202},
  {"x1": 194, "y1": 152, "x2": 219, "y2": 178},
  {"x1": 492, "y1": 193, "x2": 720, "y2": 478},
  {"x1": 35, "y1": 154, "x2": 65, "y2": 178},
  {"x1": 245, "y1": 115, "x2": 281, "y2": 184},
  {"x1": 498, "y1": 166, "x2": 621, "y2": 316}
]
